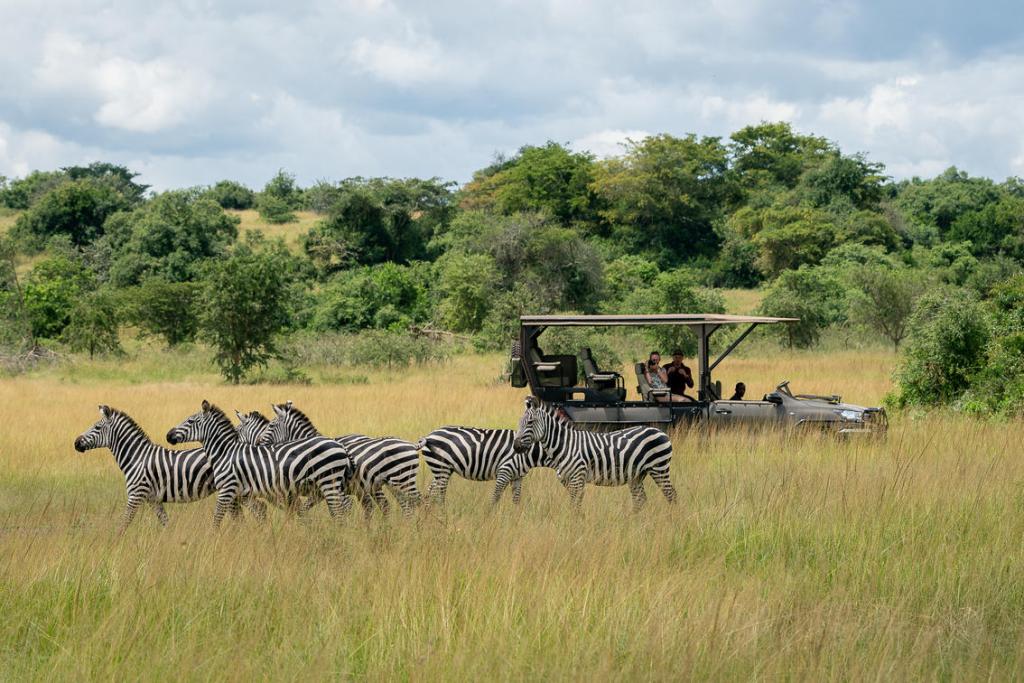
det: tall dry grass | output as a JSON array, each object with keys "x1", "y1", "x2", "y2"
[
  {"x1": 229, "y1": 209, "x2": 321, "y2": 252},
  {"x1": 2, "y1": 351, "x2": 1024, "y2": 679}
]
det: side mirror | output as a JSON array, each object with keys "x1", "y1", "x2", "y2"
[{"x1": 764, "y1": 392, "x2": 783, "y2": 405}]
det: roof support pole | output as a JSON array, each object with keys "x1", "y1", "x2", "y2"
[
  {"x1": 708, "y1": 323, "x2": 759, "y2": 373},
  {"x1": 696, "y1": 324, "x2": 719, "y2": 401}
]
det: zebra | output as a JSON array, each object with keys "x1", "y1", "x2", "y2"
[
  {"x1": 254, "y1": 402, "x2": 421, "y2": 517},
  {"x1": 417, "y1": 426, "x2": 547, "y2": 506},
  {"x1": 73, "y1": 405, "x2": 266, "y2": 531},
  {"x1": 166, "y1": 400, "x2": 353, "y2": 527},
  {"x1": 513, "y1": 396, "x2": 677, "y2": 511}
]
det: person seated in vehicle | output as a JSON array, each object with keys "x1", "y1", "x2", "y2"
[
  {"x1": 662, "y1": 349, "x2": 695, "y2": 400},
  {"x1": 644, "y1": 352, "x2": 691, "y2": 403},
  {"x1": 729, "y1": 382, "x2": 746, "y2": 400}
]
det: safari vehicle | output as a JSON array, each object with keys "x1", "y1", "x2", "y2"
[{"x1": 509, "y1": 314, "x2": 887, "y2": 435}]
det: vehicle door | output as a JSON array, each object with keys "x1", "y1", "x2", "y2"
[{"x1": 709, "y1": 400, "x2": 784, "y2": 425}]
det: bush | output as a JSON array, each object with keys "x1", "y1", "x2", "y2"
[
  {"x1": 759, "y1": 266, "x2": 846, "y2": 348},
  {"x1": 435, "y1": 252, "x2": 500, "y2": 332},
  {"x1": 346, "y1": 329, "x2": 451, "y2": 367},
  {"x1": 11, "y1": 179, "x2": 131, "y2": 249},
  {"x1": 108, "y1": 190, "x2": 239, "y2": 286},
  {"x1": 204, "y1": 180, "x2": 255, "y2": 210},
  {"x1": 256, "y1": 193, "x2": 296, "y2": 224},
  {"x1": 622, "y1": 269, "x2": 725, "y2": 356},
  {"x1": 22, "y1": 254, "x2": 95, "y2": 339},
  {"x1": 309, "y1": 262, "x2": 432, "y2": 332},
  {"x1": 127, "y1": 279, "x2": 200, "y2": 347},
  {"x1": 962, "y1": 333, "x2": 1024, "y2": 416},
  {"x1": 890, "y1": 289, "x2": 991, "y2": 408},
  {"x1": 62, "y1": 288, "x2": 122, "y2": 358}
]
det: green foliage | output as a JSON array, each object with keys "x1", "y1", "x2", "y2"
[
  {"x1": 256, "y1": 193, "x2": 297, "y2": 224},
  {"x1": 126, "y1": 278, "x2": 200, "y2": 347},
  {"x1": 460, "y1": 142, "x2": 598, "y2": 225},
  {"x1": 891, "y1": 289, "x2": 991, "y2": 408},
  {"x1": 476, "y1": 283, "x2": 545, "y2": 352},
  {"x1": 947, "y1": 195, "x2": 1024, "y2": 257},
  {"x1": 603, "y1": 255, "x2": 660, "y2": 305},
  {"x1": 256, "y1": 170, "x2": 301, "y2": 223},
  {"x1": 591, "y1": 133, "x2": 736, "y2": 264},
  {"x1": 309, "y1": 262, "x2": 432, "y2": 332},
  {"x1": 11, "y1": 179, "x2": 132, "y2": 249},
  {"x1": 729, "y1": 122, "x2": 831, "y2": 189},
  {"x1": 435, "y1": 252, "x2": 500, "y2": 333},
  {"x1": 0, "y1": 237, "x2": 32, "y2": 349},
  {"x1": 846, "y1": 265, "x2": 928, "y2": 350},
  {"x1": 622, "y1": 269, "x2": 725, "y2": 355},
  {"x1": 108, "y1": 190, "x2": 239, "y2": 286},
  {"x1": 893, "y1": 167, "x2": 1002, "y2": 236},
  {"x1": 0, "y1": 170, "x2": 67, "y2": 210},
  {"x1": 197, "y1": 240, "x2": 297, "y2": 383},
  {"x1": 204, "y1": 180, "x2": 255, "y2": 210},
  {"x1": 759, "y1": 266, "x2": 846, "y2": 348},
  {"x1": 345, "y1": 329, "x2": 451, "y2": 367},
  {"x1": 751, "y1": 206, "x2": 836, "y2": 277},
  {"x1": 797, "y1": 153, "x2": 886, "y2": 210},
  {"x1": 61, "y1": 288, "x2": 122, "y2": 358},
  {"x1": 62, "y1": 162, "x2": 149, "y2": 206},
  {"x1": 22, "y1": 254, "x2": 95, "y2": 339}
]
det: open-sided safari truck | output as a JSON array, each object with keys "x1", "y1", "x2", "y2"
[{"x1": 509, "y1": 314, "x2": 887, "y2": 435}]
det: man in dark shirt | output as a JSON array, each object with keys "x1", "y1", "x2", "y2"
[{"x1": 662, "y1": 350, "x2": 694, "y2": 400}]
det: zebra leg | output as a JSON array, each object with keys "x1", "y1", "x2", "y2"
[
  {"x1": 393, "y1": 484, "x2": 420, "y2": 518},
  {"x1": 565, "y1": 473, "x2": 586, "y2": 509},
  {"x1": 629, "y1": 478, "x2": 648, "y2": 513},
  {"x1": 119, "y1": 493, "x2": 144, "y2": 533},
  {"x1": 511, "y1": 478, "x2": 523, "y2": 505},
  {"x1": 151, "y1": 502, "x2": 169, "y2": 527},
  {"x1": 426, "y1": 470, "x2": 451, "y2": 506},
  {"x1": 359, "y1": 491, "x2": 376, "y2": 519},
  {"x1": 213, "y1": 491, "x2": 237, "y2": 528},
  {"x1": 491, "y1": 467, "x2": 515, "y2": 507},
  {"x1": 297, "y1": 492, "x2": 323, "y2": 517},
  {"x1": 244, "y1": 498, "x2": 268, "y2": 522},
  {"x1": 650, "y1": 469, "x2": 678, "y2": 504},
  {"x1": 321, "y1": 480, "x2": 351, "y2": 521}
]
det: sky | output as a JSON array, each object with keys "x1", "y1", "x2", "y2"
[{"x1": 1, "y1": 0, "x2": 1023, "y2": 191}]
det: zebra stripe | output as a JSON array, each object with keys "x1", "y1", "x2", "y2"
[
  {"x1": 417, "y1": 426, "x2": 546, "y2": 506},
  {"x1": 239, "y1": 402, "x2": 421, "y2": 517},
  {"x1": 513, "y1": 397, "x2": 677, "y2": 511},
  {"x1": 73, "y1": 405, "x2": 265, "y2": 531},
  {"x1": 166, "y1": 401, "x2": 353, "y2": 527}
]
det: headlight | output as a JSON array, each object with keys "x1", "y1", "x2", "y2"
[{"x1": 836, "y1": 409, "x2": 862, "y2": 422}]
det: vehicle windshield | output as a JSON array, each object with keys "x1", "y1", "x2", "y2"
[{"x1": 776, "y1": 381, "x2": 794, "y2": 398}]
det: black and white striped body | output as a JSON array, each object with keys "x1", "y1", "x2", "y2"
[
  {"x1": 513, "y1": 397, "x2": 677, "y2": 511},
  {"x1": 167, "y1": 401, "x2": 353, "y2": 526},
  {"x1": 257, "y1": 403, "x2": 421, "y2": 517},
  {"x1": 418, "y1": 426, "x2": 546, "y2": 506},
  {"x1": 73, "y1": 405, "x2": 248, "y2": 531}
]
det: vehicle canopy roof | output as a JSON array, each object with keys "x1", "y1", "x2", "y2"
[{"x1": 519, "y1": 313, "x2": 798, "y2": 327}]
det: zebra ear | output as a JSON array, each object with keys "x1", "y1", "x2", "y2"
[
  {"x1": 286, "y1": 400, "x2": 293, "y2": 409},
  {"x1": 556, "y1": 407, "x2": 570, "y2": 422},
  {"x1": 272, "y1": 403, "x2": 286, "y2": 417},
  {"x1": 234, "y1": 410, "x2": 244, "y2": 421},
  {"x1": 524, "y1": 396, "x2": 537, "y2": 409},
  {"x1": 201, "y1": 399, "x2": 211, "y2": 412},
  {"x1": 98, "y1": 404, "x2": 111, "y2": 418}
]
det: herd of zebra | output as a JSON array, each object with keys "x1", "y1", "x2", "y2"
[{"x1": 73, "y1": 397, "x2": 678, "y2": 531}]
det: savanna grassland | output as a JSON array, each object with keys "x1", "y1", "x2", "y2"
[{"x1": 2, "y1": 348, "x2": 1024, "y2": 680}]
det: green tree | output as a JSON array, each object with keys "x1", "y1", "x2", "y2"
[
  {"x1": 127, "y1": 278, "x2": 201, "y2": 347},
  {"x1": 729, "y1": 122, "x2": 832, "y2": 189},
  {"x1": 846, "y1": 265, "x2": 927, "y2": 350},
  {"x1": 62, "y1": 288, "x2": 122, "y2": 357},
  {"x1": 62, "y1": 162, "x2": 148, "y2": 206},
  {"x1": 752, "y1": 206, "x2": 836, "y2": 277},
  {"x1": 798, "y1": 153, "x2": 886, "y2": 210},
  {"x1": 891, "y1": 289, "x2": 990, "y2": 407},
  {"x1": 622, "y1": 269, "x2": 726, "y2": 356},
  {"x1": 22, "y1": 254, "x2": 95, "y2": 339},
  {"x1": 435, "y1": 252, "x2": 501, "y2": 332},
  {"x1": 759, "y1": 266, "x2": 846, "y2": 348},
  {"x1": 197, "y1": 241, "x2": 296, "y2": 383},
  {"x1": 0, "y1": 170, "x2": 67, "y2": 210},
  {"x1": 257, "y1": 170, "x2": 301, "y2": 223},
  {"x1": 108, "y1": 189, "x2": 239, "y2": 286},
  {"x1": 309, "y1": 262, "x2": 432, "y2": 332},
  {"x1": 892, "y1": 167, "x2": 1001, "y2": 237},
  {"x1": 12, "y1": 179, "x2": 131, "y2": 248},
  {"x1": 204, "y1": 180, "x2": 255, "y2": 210},
  {"x1": 591, "y1": 133, "x2": 737, "y2": 264},
  {"x1": 0, "y1": 237, "x2": 32, "y2": 350}
]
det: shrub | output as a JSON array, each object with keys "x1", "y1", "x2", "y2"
[
  {"x1": 759, "y1": 266, "x2": 846, "y2": 348},
  {"x1": 22, "y1": 254, "x2": 95, "y2": 339},
  {"x1": 435, "y1": 252, "x2": 501, "y2": 333},
  {"x1": 309, "y1": 262, "x2": 432, "y2": 332},
  {"x1": 62, "y1": 288, "x2": 122, "y2": 358},
  {"x1": 346, "y1": 329, "x2": 451, "y2": 367},
  {"x1": 256, "y1": 193, "x2": 296, "y2": 224},
  {"x1": 204, "y1": 180, "x2": 255, "y2": 210},
  {"x1": 846, "y1": 265, "x2": 928, "y2": 350},
  {"x1": 622, "y1": 269, "x2": 726, "y2": 356},
  {"x1": 11, "y1": 179, "x2": 131, "y2": 249},
  {"x1": 890, "y1": 289, "x2": 990, "y2": 408},
  {"x1": 127, "y1": 278, "x2": 200, "y2": 347}
]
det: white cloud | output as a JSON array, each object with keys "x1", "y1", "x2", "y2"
[
  {"x1": 34, "y1": 32, "x2": 214, "y2": 133},
  {"x1": 349, "y1": 34, "x2": 481, "y2": 87},
  {"x1": 574, "y1": 129, "x2": 650, "y2": 158}
]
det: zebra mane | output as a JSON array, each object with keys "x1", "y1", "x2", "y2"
[
  {"x1": 105, "y1": 408, "x2": 154, "y2": 441},
  {"x1": 276, "y1": 403, "x2": 318, "y2": 431},
  {"x1": 535, "y1": 400, "x2": 572, "y2": 426},
  {"x1": 243, "y1": 410, "x2": 269, "y2": 425},
  {"x1": 204, "y1": 403, "x2": 236, "y2": 431}
]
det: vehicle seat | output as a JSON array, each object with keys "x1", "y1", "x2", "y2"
[
  {"x1": 635, "y1": 362, "x2": 670, "y2": 402},
  {"x1": 580, "y1": 348, "x2": 626, "y2": 401}
]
